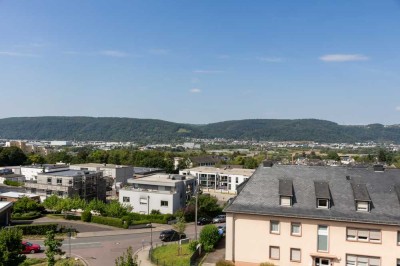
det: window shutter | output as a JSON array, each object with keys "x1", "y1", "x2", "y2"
[
  {"x1": 357, "y1": 230, "x2": 369, "y2": 239},
  {"x1": 270, "y1": 246, "x2": 279, "y2": 259},
  {"x1": 369, "y1": 230, "x2": 381, "y2": 241},
  {"x1": 347, "y1": 228, "x2": 357, "y2": 239},
  {"x1": 291, "y1": 249, "x2": 300, "y2": 261}
]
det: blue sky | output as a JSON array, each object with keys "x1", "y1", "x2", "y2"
[{"x1": 1, "y1": 1, "x2": 400, "y2": 125}]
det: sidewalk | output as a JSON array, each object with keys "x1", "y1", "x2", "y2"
[
  {"x1": 135, "y1": 245, "x2": 154, "y2": 266},
  {"x1": 77, "y1": 224, "x2": 171, "y2": 238}
]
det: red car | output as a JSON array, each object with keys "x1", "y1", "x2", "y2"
[{"x1": 21, "y1": 241, "x2": 41, "y2": 254}]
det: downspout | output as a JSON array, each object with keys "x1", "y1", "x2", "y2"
[{"x1": 232, "y1": 214, "x2": 236, "y2": 262}]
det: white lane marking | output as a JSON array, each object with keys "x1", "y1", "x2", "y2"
[{"x1": 68, "y1": 242, "x2": 101, "y2": 246}]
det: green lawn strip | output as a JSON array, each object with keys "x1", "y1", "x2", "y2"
[
  {"x1": 151, "y1": 243, "x2": 191, "y2": 266},
  {"x1": 20, "y1": 258, "x2": 84, "y2": 266}
]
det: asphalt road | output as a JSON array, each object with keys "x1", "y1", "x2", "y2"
[{"x1": 26, "y1": 223, "x2": 201, "y2": 266}]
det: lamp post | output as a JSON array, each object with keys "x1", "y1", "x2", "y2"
[
  {"x1": 147, "y1": 195, "x2": 150, "y2": 215},
  {"x1": 194, "y1": 185, "x2": 199, "y2": 241},
  {"x1": 150, "y1": 222, "x2": 153, "y2": 249}
]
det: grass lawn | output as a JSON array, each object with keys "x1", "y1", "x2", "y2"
[
  {"x1": 151, "y1": 243, "x2": 192, "y2": 266},
  {"x1": 21, "y1": 258, "x2": 84, "y2": 266}
]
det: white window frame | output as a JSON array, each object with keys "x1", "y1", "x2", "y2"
[
  {"x1": 317, "y1": 198, "x2": 329, "y2": 209},
  {"x1": 122, "y1": 196, "x2": 130, "y2": 203},
  {"x1": 280, "y1": 196, "x2": 292, "y2": 207},
  {"x1": 317, "y1": 225, "x2": 329, "y2": 252},
  {"x1": 346, "y1": 228, "x2": 381, "y2": 243},
  {"x1": 270, "y1": 221, "x2": 280, "y2": 234},
  {"x1": 291, "y1": 223, "x2": 301, "y2": 236},
  {"x1": 290, "y1": 248, "x2": 301, "y2": 262},
  {"x1": 161, "y1": 200, "x2": 168, "y2": 207},
  {"x1": 356, "y1": 201, "x2": 370, "y2": 212},
  {"x1": 346, "y1": 254, "x2": 380, "y2": 266},
  {"x1": 269, "y1": 246, "x2": 280, "y2": 260}
]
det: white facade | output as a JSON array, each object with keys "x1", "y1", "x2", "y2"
[
  {"x1": 50, "y1": 140, "x2": 72, "y2": 146},
  {"x1": 70, "y1": 163, "x2": 133, "y2": 184},
  {"x1": 119, "y1": 174, "x2": 195, "y2": 214},
  {"x1": 179, "y1": 166, "x2": 254, "y2": 193},
  {"x1": 21, "y1": 164, "x2": 69, "y2": 181}
]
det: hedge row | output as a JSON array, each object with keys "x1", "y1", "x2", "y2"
[
  {"x1": 12, "y1": 211, "x2": 42, "y2": 220},
  {"x1": 15, "y1": 223, "x2": 58, "y2": 235},
  {"x1": 91, "y1": 216, "x2": 126, "y2": 228}
]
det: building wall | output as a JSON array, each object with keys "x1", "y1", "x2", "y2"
[
  {"x1": 119, "y1": 189, "x2": 175, "y2": 214},
  {"x1": 21, "y1": 167, "x2": 44, "y2": 180},
  {"x1": 226, "y1": 213, "x2": 400, "y2": 266}
]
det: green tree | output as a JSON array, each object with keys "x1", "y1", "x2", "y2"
[
  {"x1": 13, "y1": 196, "x2": 42, "y2": 214},
  {"x1": 0, "y1": 228, "x2": 26, "y2": 266},
  {"x1": 173, "y1": 216, "x2": 186, "y2": 236},
  {"x1": 115, "y1": 246, "x2": 138, "y2": 266},
  {"x1": 43, "y1": 195, "x2": 63, "y2": 212},
  {"x1": 326, "y1": 151, "x2": 340, "y2": 161},
  {"x1": 44, "y1": 230, "x2": 64, "y2": 266},
  {"x1": 0, "y1": 147, "x2": 27, "y2": 166},
  {"x1": 27, "y1": 153, "x2": 46, "y2": 164},
  {"x1": 199, "y1": 224, "x2": 220, "y2": 252}
]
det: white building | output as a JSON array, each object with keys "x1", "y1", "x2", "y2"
[
  {"x1": 21, "y1": 164, "x2": 69, "y2": 181},
  {"x1": 119, "y1": 174, "x2": 195, "y2": 215},
  {"x1": 50, "y1": 140, "x2": 72, "y2": 146},
  {"x1": 70, "y1": 163, "x2": 133, "y2": 185},
  {"x1": 179, "y1": 166, "x2": 255, "y2": 193}
]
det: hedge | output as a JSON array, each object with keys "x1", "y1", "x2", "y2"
[
  {"x1": 15, "y1": 223, "x2": 58, "y2": 235},
  {"x1": 12, "y1": 211, "x2": 42, "y2": 220},
  {"x1": 4, "y1": 180, "x2": 23, "y2": 186},
  {"x1": 91, "y1": 216, "x2": 126, "y2": 228}
]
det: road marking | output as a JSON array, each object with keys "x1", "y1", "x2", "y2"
[{"x1": 69, "y1": 242, "x2": 101, "y2": 246}]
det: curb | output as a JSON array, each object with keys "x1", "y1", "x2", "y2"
[{"x1": 71, "y1": 253, "x2": 90, "y2": 266}]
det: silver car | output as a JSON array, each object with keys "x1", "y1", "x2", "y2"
[{"x1": 213, "y1": 214, "x2": 226, "y2": 223}]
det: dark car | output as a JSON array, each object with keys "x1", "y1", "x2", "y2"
[
  {"x1": 159, "y1": 230, "x2": 186, "y2": 242},
  {"x1": 21, "y1": 241, "x2": 41, "y2": 254},
  {"x1": 212, "y1": 215, "x2": 226, "y2": 223},
  {"x1": 197, "y1": 217, "x2": 212, "y2": 225}
]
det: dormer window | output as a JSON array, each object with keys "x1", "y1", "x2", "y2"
[
  {"x1": 351, "y1": 183, "x2": 371, "y2": 212},
  {"x1": 279, "y1": 179, "x2": 293, "y2": 207},
  {"x1": 317, "y1": 199, "x2": 330, "y2": 209},
  {"x1": 280, "y1": 196, "x2": 292, "y2": 206},
  {"x1": 314, "y1": 181, "x2": 331, "y2": 209},
  {"x1": 356, "y1": 201, "x2": 370, "y2": 212}
]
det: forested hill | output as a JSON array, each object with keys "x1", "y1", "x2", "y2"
[{"x1": 0, "y1": 117, "x2": 399, "y2": 143}]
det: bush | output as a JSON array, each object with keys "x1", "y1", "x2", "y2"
[
  {"x1": 4, "y1": 180, "x2": 23, "y2": 186},
  {"x1": 188, "y1": 240, "x2": 199, "y2": 252},
  {"x1": 260, "y1": 263, "x2": 275, "y2": 266},
  {"x1": 64, "y1": 214, "x2": 81, "y2": 221},
  {"x1": 91, "y1": 216, "x2": 125, "y2": 228},
  {"x1": 81, "y1": 210, "x2": 92, "y2": 222},
  {"x1": 15, "y1": 223, "x2": 58, "y2": 235},
  {"x1": 11, "y1": 211, "x2": 41, "y2": 220},
  {"x1": 199, "y1": 225, "x2": 220, "y2": 252},
  {"x1": 216, "y1": 260, "x2": 235, "y2": 266}
]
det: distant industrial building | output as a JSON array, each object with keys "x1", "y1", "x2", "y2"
[
  {"x1": 119, "y1": 174, "x2": 195, "y2": 214},
  {"x1": 24, "y1": 169, "x2": 106, "y2": 201}
]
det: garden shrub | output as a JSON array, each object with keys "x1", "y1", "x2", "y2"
[
  {"x1": 91, "y1": 216, "x2": 125, "y2": 228},
  {"x1": 81, "y1": 210, "x2": 92, "y2": 222},
  {"x1": 199, "y1": 224, "x2": 220, "y2": 252},
  {"x1": 216, "y1": 260, "x2": 235, "y2": 266},
  {"x1": 15, "y1": 223, "x2": 58, "y2": 235},
  {"x1": 188, "y1": 240, "x2": 199, "y2": 252},
  {"x1": 260, "y1": 263, "x2": 275, "y2": 266}
]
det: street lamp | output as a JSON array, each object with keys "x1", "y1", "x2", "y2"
[
  {"x1": 147, "y1": 222, "x2": 153, "y2": 250},
  {"x1": 194, "y1": 185, "x2": 199, "y2": 241}
]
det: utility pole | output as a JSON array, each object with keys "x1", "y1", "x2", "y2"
[
  {"x1": 195, "y1": 185, "x2": 198, "y2": 240},
  {"x1": 147, "y1": 195, "x2": 150, "y2": 215}
]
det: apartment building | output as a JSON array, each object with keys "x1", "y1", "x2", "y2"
[
  {"x1": 224, "y1": 164, "x2": 400, "y2": 266},
  {"x1": 179, "y1": 166, "x2": 254, "y2": 193},
  {"x1": 0, "y1": 168, "x2": 25, "y2": 184},
  {"x1": 24, "y1": 169, "x2": 106, "y2": 201},
  {"x1": 119, "y1": 174, "x2": 195, "y2": 214},
  {"x1": 70, "y1": 163, "x2": 133, "y2": 185},
  {"x1": 21, "y1": 164, "x2": 69, "y2": 181}
]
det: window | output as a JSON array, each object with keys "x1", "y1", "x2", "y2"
[
  {"x1": 346, "y1": 228, "x2": 381, "y2": 243},
  {"x1": 235, "y1": 177, "x2": 238, "y2": 183},
  {"x1": 290, "y1": 248, "x2": 301, "y2": 262},
  {"x1": 57, "y1": 191, "x2": 63, "y2": 197},
  {"x1": 291, "y1": 223, "x2": 301, "y2": 236},
  {"x1": 356, "y1": 201, "x2": 370, "y2": 212},
  {"x1": 46, "y1": 190, "x2": 52, "y2": 196},
  {"x1": 57, "y1": 178, "x2": 62, "y2": 185},
  {"x1": 140, "y1": 198, "x2": 148, "y2": 205},
  {"x1": 270, "y1": 221, "x2": 280, "y2": 234},
  {"x1": 397, "y1": 259, "x2": 400, "y2": 266},
  {"x1": 317, "y1": 199, "x2": 329, "y2": 209},
  {"x1": 317, "y1": 225, "x2": 328, "y2": 252},
  {"x1": 68, "y1": 180, "x2": 72, "y2": 185},
  {"x1": 47, "y1": 177, "x2": 52, "y2": 184},
  {"x1": 161, "y1": 200, "x2": 168, "y2": 207},
  {"x1": 398, "y1": 231, "x2": 400, "y2": 245},
  {"x1": 122, "y1": 197, "x2": 130, "y2": 203},
  {"x1": 280, "y1": 196, "x2": 292, "y2": 206},
  {"x1": 346, "y1": 255, "x2": 380, "y2": 266},
  {"x1": 269, "y1": 246, "x2": 279, "y2": 260}
]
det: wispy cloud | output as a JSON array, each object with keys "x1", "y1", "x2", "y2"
[
  {"x1": 148, "y1": 48, "x2": 169, "y2": 55},
  {"x1": 0, "y1": 51, "x2": 39, "y2": 57},
  {"x1": 257, "y1": 57, "x2": 283, "y2": 63},
  {"x1": 190, "y1": 88, "x2": 202, "y2": 93},
  {"x1": 395, "y1": 106, "x2": 400, "y2": 111},
  {"x1": 99, "y1": 50, "x2": 130, "y2": 58},
  {"x1": 193, "y1": 70, "x2": 224, "y2": 74},
  {"x1": 319, "y1": 54, "x2": 369, "y2": 62}
]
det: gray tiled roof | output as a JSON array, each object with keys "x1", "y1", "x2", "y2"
[
  {"x1": 351, "y1": 183, "x2": 371, "y2": 201},
  {"x1": 279, "y1": 180, "x2": 293, "y2": 196},
  {"x1": 224, "y1": 165, "x2": 400, "y2": 225},
  {"x1": 314, "y1": 181, "x2": 330, "y2": 199}
]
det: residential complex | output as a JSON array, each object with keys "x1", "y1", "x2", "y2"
[
  {"x1": 224, "y1": 164, "x2": 400, "y2": 266},
  {"x1": 70, "y1": 163, "x2": 133, "y2": 185},
  {"x1": 21, "y1": 164, "x2": 69, "y2": 181},
  {"x1": 0, "y1": 168, "x2": 25, "y2": 184},
  {"x1": 119, "y1": 174, "x2": 195, "y2": 214},
  {"x1": 24, "y1": 169, "x2": 106, "y2": 201},
  {"x1": 179, "y1": 166, "x2": 254, "y2": 193}
]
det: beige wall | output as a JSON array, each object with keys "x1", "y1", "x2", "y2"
[{"x1": 226, "y1": 213, "x2": 400, "y2": 266}]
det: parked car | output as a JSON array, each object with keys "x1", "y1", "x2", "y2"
[
  {"x1": 21, "y1": 241, "x2": 41, "y2": 254},
  {"x1": 197, "y1": 217, "x2": 212, "y2": 225},
  {"x1": 159, "y1": 229, "x2": 186, "y2": 242},
  {"x1": 213, "y1": 214, "x2": 226, "y2": 223}
]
